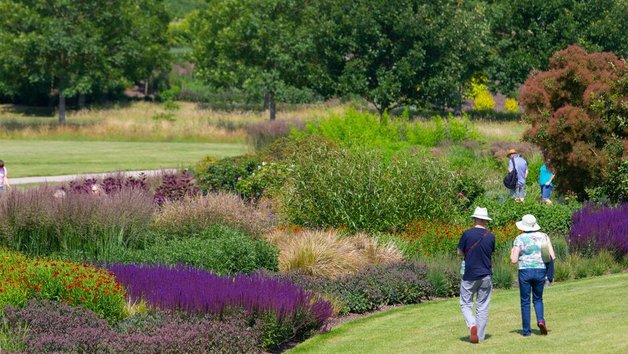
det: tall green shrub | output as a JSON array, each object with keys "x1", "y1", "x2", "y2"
[{"x1": 278, "y1": 146, "x2": 457, "y2": 232}]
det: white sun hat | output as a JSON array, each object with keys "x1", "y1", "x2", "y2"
[
  {"x1": 516, "y1": 214, "x2": 541, "y2": 232},
  {"x1": 470, "y1": 207, "x2": 492, "y2": 221}
]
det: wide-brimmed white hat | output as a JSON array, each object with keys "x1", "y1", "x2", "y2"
[
  {"x1": 470, "y1": 207, "x2": 492, "y2": 221},
  {"x1": 516, "y1": 214, "x2": 541, "y2": 232}
]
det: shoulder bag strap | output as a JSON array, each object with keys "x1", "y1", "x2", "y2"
[{"x1": 464, "y1": 230, "x2": 490, "y2": 258}]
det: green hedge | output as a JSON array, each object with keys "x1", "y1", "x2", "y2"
[{"x1": 107, "y1": 225, "x2": 278, "y2": 275}]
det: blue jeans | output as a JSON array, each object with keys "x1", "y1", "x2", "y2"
[
  {"x1": 511, "y1": 182, "x2": 526, "y2": 200},
  {"x1": 518, "y1": 269, "x2": 546, "y2": 335},
  {"x1": 541, "y1": 184, "x2": 553, "y2": 200}
]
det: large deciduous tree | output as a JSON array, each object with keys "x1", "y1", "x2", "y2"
[
  {"x1": 487, "y1": 0, "x2": 628, "y2": 96},
  {"x1": 306, "y1": 0, "x2": 491, "y2": 115},
  {"x1": 191, "y1": 0, "x2": 310, "y2": 120},
  {"x1": 0, "y1": 0, "x2": 170, "y2": 123},
  {"x1": 520, "y1": 45, "x2": 627, "y2": 201}
]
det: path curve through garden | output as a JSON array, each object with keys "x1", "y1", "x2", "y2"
[{"x1": 10, "y1": 169, "x2": 178, "y2": 185}]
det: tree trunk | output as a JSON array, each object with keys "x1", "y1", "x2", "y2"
[
  {"x1": 144, "y1": 79, "x2": 149, "y2": 96},
  {"x1": 268, "y1": 91, "x2": 276, "y2": 121},
  {"x1": 58, "y1": 88, "x2": 66, "y2": 124},
  {"x1": 78, "y1": 93, "x2": 85, "y2": 109},
  {"x1": 263, "y1": 92, "x2": 270, "y2": 110}
]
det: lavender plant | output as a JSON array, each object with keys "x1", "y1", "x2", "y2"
[
  {"x1": 569, "y1": 204, "x2": 628, "y2": 259},
  {"x1": 108, "y1": 264, "x2": 332, "y2": 349}
]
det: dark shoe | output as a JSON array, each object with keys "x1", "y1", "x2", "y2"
[
  {"x1": 469, "y1": 325, "x2": 479, "y2": 343},
  {"x1": 538, "y1": 321, "x2": 548, "y2": 335}
]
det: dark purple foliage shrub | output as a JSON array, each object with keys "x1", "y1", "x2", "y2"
[
  {"x1": 66, "y1": 174, "x2": 148, "y2": 195},
  {"x1": 569, "y1": 204, "x2": 628, "y2": 258},
  {"x1": 107, "y1": 264, "x2": 332, "y2": 349},
  {"x1": 285, "y1": 262, "x2": 433, "y2": 314},
  {"x1": 4, "y1": 300, "x2": 114, "y2": 353},
  {"x1": 153, "y1": 171, "x2": 200, "y2": 205},
  {"x1": 4, "y1": 300, "x2": 262, "y2": 353}
]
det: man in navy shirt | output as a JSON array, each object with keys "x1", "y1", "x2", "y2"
[{"x1": 457, "y1": 207, "x2": 496, "y2": 343}]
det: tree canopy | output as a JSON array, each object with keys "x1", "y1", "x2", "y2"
[
  {"x1": 0, "y1": 0, "x2": 170, "y2": 123},
  {"x1": 487, "y1": 0, "x2": 628, "y2": 95},
  {"x1": 191, "y1": 0, "x2": 312, "y2": 120},
  {"x1": 310, "y1": 0, "x2": 492, "y2": 114}
]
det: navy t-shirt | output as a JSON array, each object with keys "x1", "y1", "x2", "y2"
[{"x1": 457, "y1": 227, "x2": 496, "y2": 281}]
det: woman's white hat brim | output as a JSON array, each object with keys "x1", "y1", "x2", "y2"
[{"x1": 516, "y1": 214, "x2": 541, "y2": 231}]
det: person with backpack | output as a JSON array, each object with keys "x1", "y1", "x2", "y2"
[
  {"x1": 457, "y1": 207, "x2": 496, "y2": 343},
  {"x1": 0, "y1": 160, "x2": 9, "y2": 193},
  {"x1": 506, "y1": 149, "x2": 528, "y2": 202}
]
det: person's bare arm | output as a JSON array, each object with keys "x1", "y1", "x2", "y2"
[
  {"x1": 548, "y1": 239, "x2": 556, "y2": 260},
  {"x1": 510, "y1": 246, "x2": 520, "y2": 264},
  {"x1": 546, "y1": 171, "x2": 555, "y2": 185}
]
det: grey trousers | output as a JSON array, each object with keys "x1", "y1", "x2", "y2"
[{"x1": 460, "y1": 275, "x2": 493, "y2": 341}]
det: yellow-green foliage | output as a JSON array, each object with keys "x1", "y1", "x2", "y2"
[
  {"x1": 504, "y1": 98, "x2": 519, "y2": 113},
  {"x1": 467, "y1": 77, "x2": 495, "y2": 111},
  {"x1": 474, "y1": 90, "x2": 495, "y2": 111},
  {"x1": 265, "y1": 228, "x2": 403, "y2": 278}
]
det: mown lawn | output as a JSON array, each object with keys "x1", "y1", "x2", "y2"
[
  {"x1": 1, "y1": 139, "x2": 247, "y2": 177},
  {"x1": 290, "y1": 273, "x2": 628, "y2": 353}
]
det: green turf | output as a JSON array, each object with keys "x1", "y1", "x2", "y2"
[
  {"x1": 1, "y1": 139, "x2": 248, "y2": 177},
  {"x1": 290, "y1": 273, "x2": 628, "y2": 353}
]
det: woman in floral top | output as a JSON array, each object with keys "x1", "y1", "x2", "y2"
[{"x1": 511, "y1": 214, "x2": 556, "y2": 337}]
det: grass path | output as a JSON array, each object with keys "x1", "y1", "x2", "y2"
[
  {"x1": 290, "y1": 273, "x2": 628, "y2": 353},
  {"x1": 1, "y1": 140, "x2": 248, "y2": 177}
]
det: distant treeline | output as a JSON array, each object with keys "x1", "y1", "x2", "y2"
[{"x1": 0, "y1": 0, "x2": 626, "y2": 121}]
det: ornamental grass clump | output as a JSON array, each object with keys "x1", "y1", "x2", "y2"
[
  {"x1": 0, "y1": 249, "x2": 125, "y2": 321},
  {"x1": 266, "y1": 229, "x2": 403, "y2": 278},
  {"x1": 153, "y1": 192, "x2": 277, "y2": 238},
  {"x1": 569, "y1": 204, "x2": 628, "y2": 259},
  {"x1": 0, "y1": 185, "x2": 154, "y2": 257},
  {"x1": 108, "y1": 264, "x2": 332, "y2": 350}
]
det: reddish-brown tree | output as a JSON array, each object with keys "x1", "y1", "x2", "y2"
[{"x1": 520, "y1": 45, "x2": 627, "y2": 200}]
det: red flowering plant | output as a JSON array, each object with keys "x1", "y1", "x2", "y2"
[
  {"x1": 0, "y1": 248, "x2": 125, "y2": 321},
  {"x1": 398, "y1": 221, "x2": 519, "y2": 256}
]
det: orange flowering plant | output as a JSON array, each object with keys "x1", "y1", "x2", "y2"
[
  {"x1": 398, "y1": 221, "x2": 519, "y2": 256},
  {"x1": 0, "y1": 248, "x2": 125, "y2": 321}
]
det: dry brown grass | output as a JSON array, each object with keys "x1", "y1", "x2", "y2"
[
  {"x1": 265, "y1": 229, "x2": 404, "y2": 278},
  {"x1": 153, "y1": 193, "x2": 277, "y2": 238},
  {"x1": 0, "y1": 101, "x2": 351, "y2": 143},
  {"x1": 474, "y1": 120, "x2": 529, "y2": 142},
  {"x1": 350, "y1": 232, "x2": 404, "y2": 265}
]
